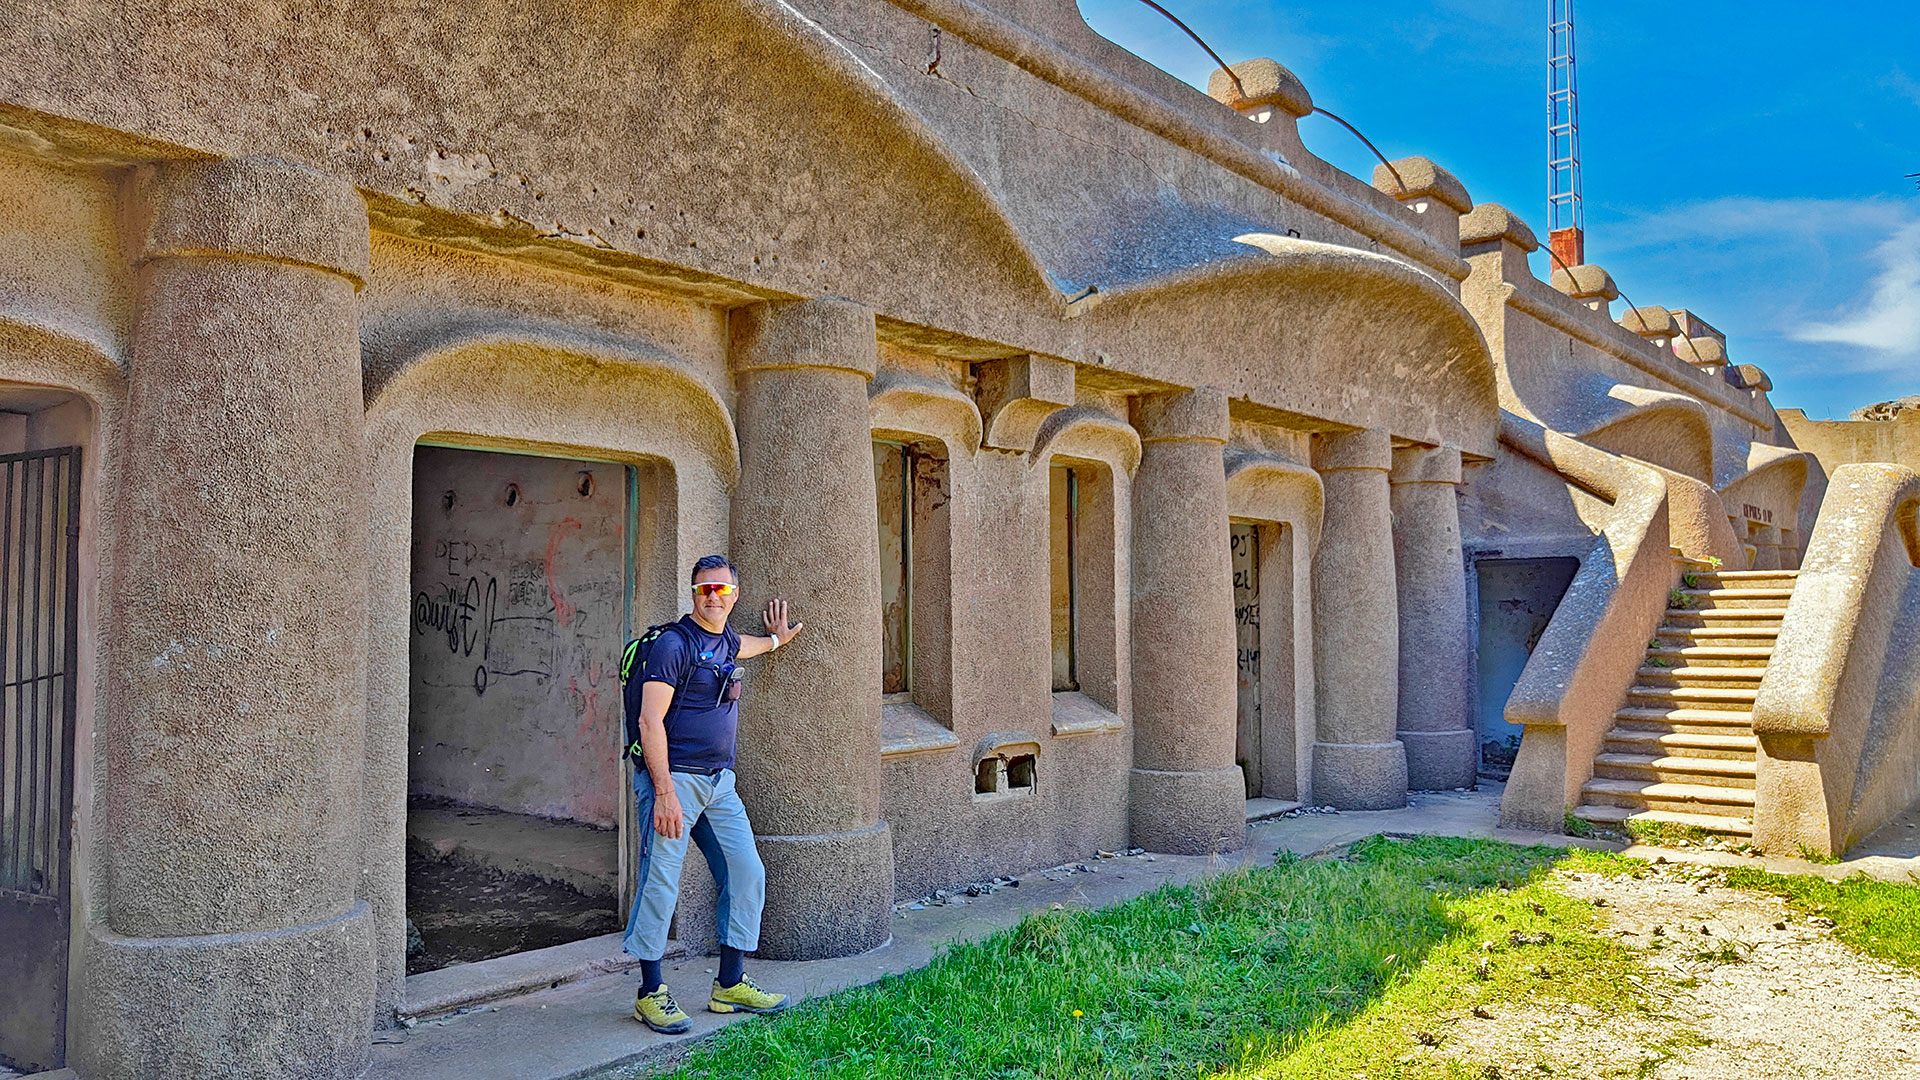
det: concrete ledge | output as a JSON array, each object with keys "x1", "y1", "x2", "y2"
[
  {"x1": 1049, "y1": 691, "x2": 1125, "y2": 737},
  {"x1": 1245, "y1": 797, "x2": 1303, "y2": 822},
  {"x1": 400, "y1": 932, "x2": 647, "y2": 1021},
  {"x1": 880, "y1": 701, "x2": 961, "y2": 757}
]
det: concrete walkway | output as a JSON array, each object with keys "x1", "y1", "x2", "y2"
[{"x1": 365, "y1": 782, "x2": 1920, "y2": 1080}]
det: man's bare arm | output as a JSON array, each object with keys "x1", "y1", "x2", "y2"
[{"x1": 638, "y1": 681, "x2": 684, "y2": 839}]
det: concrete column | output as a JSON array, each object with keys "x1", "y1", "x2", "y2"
[
  {"x1": 1311, "y1": 429, "x2": 1408, "y2": 809},
  {"x1": 728, "y1": 299, "x2": 892, "y2": 960},
  {"x1": 1750, "y1": 524, "x2": 1782, "y2": 571},
  {"x1": 86, "y1": 159, "x2": 374, "y2": 1079},
  {"x1": 1390, "y1": 446, "x2": 1474, "y2": 790},
  {"x1": 1127, "y1": 388, "x2": 1243, "y2": 854}
]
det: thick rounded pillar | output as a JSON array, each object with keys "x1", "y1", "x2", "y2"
[
  {"x1": 728, "y1": 299, "x2": 892, "y2": 960},
  {"x1": 1390, "y1": 446, "x2": 1474, "y2": 790},
  {"x1": 1311, "y1": 429, "x2": 1408, "y2": 809},
  {"x1": 1750, "y1": 523, "x2": 1782, "y2": 571},
  {"x1": 1127, "y1": 388, "x2": 1243, "y2": 854},
  {"x1": 85, "y1": 158, "x2": 374, "y2": 1080}
]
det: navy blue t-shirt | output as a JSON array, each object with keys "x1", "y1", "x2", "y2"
[{"x1": 640, "y1": 615, "x2": 741, "y2": 771}]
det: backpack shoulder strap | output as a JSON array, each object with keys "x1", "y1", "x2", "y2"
[{"x1": 622, "y1": 620, "x2": 701, "y2": 761}]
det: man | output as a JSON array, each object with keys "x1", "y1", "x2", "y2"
[{"x1": 623, "y1": 554, "x2": 801, "y2": 1033}]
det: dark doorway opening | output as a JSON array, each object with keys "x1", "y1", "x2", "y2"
[
  {"x1": 1474, "y1": 557, "x2": 1579, "y2": 779},
  {"x1": 406, "y1": 445, "x2": 633, "y2": 974}
]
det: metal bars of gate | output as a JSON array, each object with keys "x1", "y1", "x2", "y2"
[{"x1": 0, "y1": 447, "x2": 81, "y2": 906}]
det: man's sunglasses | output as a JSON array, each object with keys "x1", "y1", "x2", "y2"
[{"x1": 692, "y1": 582, "x2": 738, "y2": 597}]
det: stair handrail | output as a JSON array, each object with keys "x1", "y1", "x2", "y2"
[
  {"x1": 1750, "y1": 463, "x2": 1920, "y2": 855},
  {"x1": 1494, "y1": 411, "x2": 1677, "y2": 831}
]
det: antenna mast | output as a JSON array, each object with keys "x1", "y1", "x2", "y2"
[{"x1": 1547, "y1": 0, "x2": 1584, "y2": 267}]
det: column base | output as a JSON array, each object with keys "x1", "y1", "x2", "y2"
[
  {"x1": 1401, "y1": 728, "x2": 1478, "y2": 791},
  {"x1": 754, "y1": 822, "x2": 894, "y2": 961},
  {"x1": 78, "y1": 901, "x2": 374, "y2": 1080},
  {"x1": 1311, "y1": 740, "x2": 1409, "y2": 810},
  {"x1": 1129, "y1": 766, "x2": 1245, "y2": 855}
]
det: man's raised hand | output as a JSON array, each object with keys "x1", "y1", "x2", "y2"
[{"x1": 764, "y1": 598, "x2": 803, "y2": 645}]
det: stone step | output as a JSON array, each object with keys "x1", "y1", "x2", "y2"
[
  {"x1": 1592, "y1": 752, "x2": 1756, "y2": 789},
  {"x1": 1626, "y1": 684, "x2": 1758, "y2": 711},
  {"x1": 1571, "y1": 803, "x2": 1754, "y2": 836},
  {"x1": 1580, "y1": 777, "x2": 1757, "y2": 813},
  {"x1": 1655, "y1": 625, "x2": 1780, "y2": 648},
  {"x1": 1644, "y1": 646, "x2": 1773, "y2": 668},
  {"x1": 1614, "y1": 706, "x2": 1756, "y2": 733},
  {"x1": 1676, "y1": 587, "x2": 1795, "y2": 609},
  {"x1": 1663, "y1": 607, "x2": 1789, "y2": 628},
  {"x1": 1700, "y1": 569, "x2": 1799, "y2": 582},
  {"x1": 1603, "y1": 728, "x2": 1757, "y2": 760},
  {"x1": 1634, "y1": 664, "x2": 1767, "y2": 688}
]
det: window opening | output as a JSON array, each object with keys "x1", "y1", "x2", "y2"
[
  {"x1": 874, "y1": 441, "x2": 912, "y2": 695},
  {"x1": 1049, "y1": 464, "x2": 1080, "y2": 692}
]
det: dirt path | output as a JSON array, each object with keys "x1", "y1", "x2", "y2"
[{"x1": 1454, "y1": 861, "x2": 1920, "y2": 1079}]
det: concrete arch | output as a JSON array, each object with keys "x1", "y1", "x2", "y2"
[
  {"x1": 1225, "y1": 449, "x2": 1324, "y2": 556},
  {"x1": 358, "y1": 316, "x2": 741, "y2": 1016},
  {"x1": 1563, "y1": 380, "x2": 1714, "y2": 483},
  {"x1": 1028, "y1": 407, "x2": 1141, "y2": 475},
  {"x1": 869, "y1": 373, "x2": 982, "y2": 456},
  {"x1": 1719, "y1": 443, "x2": 1811, "y2": 526},
  {"x1": 1088, "y1": 238, "x2": 1496, "y2": 458}
]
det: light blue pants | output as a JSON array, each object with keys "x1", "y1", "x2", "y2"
[{"x1": 621, "y1": 768, "x2": 766, "y2": 960}]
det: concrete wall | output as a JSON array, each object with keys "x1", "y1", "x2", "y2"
[{"x1": 407, "y1": 446, "x2": 629, "y2": 828}]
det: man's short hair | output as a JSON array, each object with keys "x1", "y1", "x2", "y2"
[{"x1": 690, "y1": 554, "x2": 738, "y2": 585}]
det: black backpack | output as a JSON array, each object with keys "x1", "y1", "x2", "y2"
[{"x1": 619, "y1": 621, "x2": 695, "y2": 762}]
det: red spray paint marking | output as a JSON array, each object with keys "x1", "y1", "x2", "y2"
[{"x1": 545, "y1": 517, "x2": 583, "y2": 628}]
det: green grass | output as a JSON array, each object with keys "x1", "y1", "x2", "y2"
[
  {"x1": 1724, "y1": 866, "x2": 1920, "y2": 971},
  {"x1": 644, "y1": 838, "x2": 1666, "y2": 1080}
]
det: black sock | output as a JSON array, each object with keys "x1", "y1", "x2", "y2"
[
  {"x1": 640, "y1": 958, "x2": 663, "y2": 993},
  {"x1": 718, "y1": 945, "x2": 745, "y2": 988}
]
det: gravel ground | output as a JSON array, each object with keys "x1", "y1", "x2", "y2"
[{"x1": 1447, "y1": 861, "x2": 1920, "y2": 1079}]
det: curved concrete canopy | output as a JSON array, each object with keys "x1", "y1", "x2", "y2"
[
  {"x1": 1086, "y1": 237, "x2": 1497, "y2": 457},
  {"x1": 1029, "y1": 406, "x2": 1141, "y2": 475},
  {"x1": 362, "y1": 314, "x2": 739, "y2": 482},
  {"x1": 1718, "y1": 442, "x2": 1811, "y2": 520},
  {"x1": 1225, "y1": 449, "x2": 1324, "y2": 554},
  {"x1": 0, "y1": 310, "x2": 127, "y2": 397},
  {"x1": 869, "y1": 372, "x2": 984, "y2": 454},
  {"x1": 1560, "y1": 379, "x2": 1715, "y2": 483}
]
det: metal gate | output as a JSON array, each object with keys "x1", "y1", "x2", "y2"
[{"x1": 0, "y1": 446, "x2": 82, "y2": 1073}]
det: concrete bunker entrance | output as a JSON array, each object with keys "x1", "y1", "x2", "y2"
[
  {"x1": 1232, "y1": 520, "x2": 1299, "y2": 801},
  {"x1": 405, "y1": 444, "x2": 635, "y2": 975},
  {"x1": 1473, "y1": 557, "x2": 1579, "y2": 779}
]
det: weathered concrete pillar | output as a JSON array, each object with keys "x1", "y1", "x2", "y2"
[
  {"x1": 1750, "y1": 524, "x2": 1782, "y2": 571},
  {"x1": 1311, "y1": 429, "x2": 1408, "y2": 809},
  {"x1": 728, "y1": 299, "x2": 892, "y2": 959},
  {"x1": 1390, "y1": 446, "x2": 1474, "y2": 790},
  {"x1": 85, "y1": 158, "x2": 374, "y2": 1079},
  {"x1": 1127, "y1": 388, "x2": 1243, "y2": 854}
]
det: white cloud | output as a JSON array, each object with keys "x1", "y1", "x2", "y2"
[{"x1": 1793, "y1": 219, "x2": 1920, "y2": 363}]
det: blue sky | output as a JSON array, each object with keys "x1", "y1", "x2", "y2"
[{"x1": 1077, "y1": 1, "x2": 1920, "y2": 420}]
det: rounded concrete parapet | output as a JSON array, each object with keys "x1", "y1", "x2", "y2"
[
  {"x1": 729, "y1": 298, "x2": 878, "y2": 378},
  {"x1": 1458, "y1": 203, "x2": 1540, "y2": 253},
  {"x1": 1550, "y1": 263, "x2": 1619, "y2": 301},
  {"x1": 1674, "y1": 336, "x2": 1728, "y2": 365},
  {"x1": 1389, "y1": 444, "x2": 1463, "y2": 485},
  {"x1": 134, "y1": 157, "x2": 371, "y2": 287},
  {"x1": 1129, "y1": 386, "x2": 1228, "y2": 443},
  {"x1": 1735, "y1": 363, "x2": 1773, "y2": 392},
  {"x1": 1313, "y1": 427, "x2": 1392, "y2": 472},
  {"x1": 1619, "y1": 305, "x2": 1678, "y2": 338},
  {"x1": 1370, "y1": 157, "x2": 1471, "y2": 214},
  {"x1": 1206, "y1": 58, "x2": 1312, "y2": 118}
]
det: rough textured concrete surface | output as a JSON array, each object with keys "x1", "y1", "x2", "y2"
[
  {"x1": 1311, "y1": 429, "x2": 1406, "y2": 809},
  {"x1": 1391, "y1": 445, "x2": 1474, "y2": 790},
  {"x1": 1128, "y1": 389, "x2": 1243, "y2": 853},
  {"x1": 729, "y1": 299, "x2": 893, "y2": 958},
  {"x1": 0, "y1": 2, "x2": 1853, "y2": 1074}
]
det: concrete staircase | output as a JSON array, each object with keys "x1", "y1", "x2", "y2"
[{"x1": 1571, "y1": 559, "x2": 1800, "y2": 839}]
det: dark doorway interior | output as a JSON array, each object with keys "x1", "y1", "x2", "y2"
[
  {"x1": 1474, "y1": 557, "x2": 1580, "y2": 779},
  {"x1": 406, "y1": 445, "x2": 631, "y2": 974}
]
